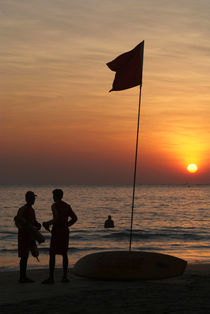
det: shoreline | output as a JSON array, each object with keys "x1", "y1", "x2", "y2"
[
  {"x1": 1, "y1": 263, "x2": 210, "y2": 313},
  {"x1": 1, "y1": 256, "x2": 210, "y2": 272}
]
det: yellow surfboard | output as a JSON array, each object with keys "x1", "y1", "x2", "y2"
[{"x1": 73, "y1": 251, "x2": 187, "y2": 280}]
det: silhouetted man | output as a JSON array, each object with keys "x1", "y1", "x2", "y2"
[
  {"x1": 42, "y1": 189, "x2": 77, "y2": 284},
  {"x1": 104, "y1": 215, "x2": 114, "y2": 228},
  {"x1": 15, "y1": 191, "x2": 41, "y2": 283}
]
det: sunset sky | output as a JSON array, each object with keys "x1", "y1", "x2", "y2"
[{"x1": 1, "y1": 0, "x2": 210, "y2": 184}]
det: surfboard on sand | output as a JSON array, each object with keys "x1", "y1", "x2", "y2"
[{"x1": 73, "y1": 251, "x2": 187, "y2": 280}]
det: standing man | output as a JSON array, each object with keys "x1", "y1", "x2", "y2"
[
  {"x1": 15, "y1": 191, "x2": 41, "y2": 283},
  {"x1": 42, "y1": 189, "x2": 77, "y2": 284}
]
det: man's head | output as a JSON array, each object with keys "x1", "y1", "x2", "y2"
[
  {"x1": 108, "y1": 215, "x2": 112, "y2": 219},
  {"x1": 25, "y1": 191, "x2": 37, "y2": 205},
  {"x1": 52, "y1": 189, "x2": 63, "y2": 202}
]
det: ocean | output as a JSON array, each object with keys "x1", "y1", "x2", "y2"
[{"x1": 1, "y1": 184, "x2": 210, "y2": 271}]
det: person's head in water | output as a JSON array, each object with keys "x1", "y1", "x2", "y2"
[
  {"x1": 53, "y1": 189, "x2": 63, "y2": 202},
  {"x1": 25, "y1": 191, "x2": 37, "y2": 205}
]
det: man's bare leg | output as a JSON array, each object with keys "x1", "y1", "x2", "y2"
[
  {"x1": 61, "y1": 253, "x2": 69, "y2": 282},
  {"x1": 42, "y1": 253, "x2": 55, "y2": 284}
]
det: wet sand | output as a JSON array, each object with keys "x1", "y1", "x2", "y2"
[{"x1": 1, "y1": 264, "x2": 210, "y2": 313}]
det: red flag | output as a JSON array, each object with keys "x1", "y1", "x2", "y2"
[{"x1": 107, "y1": 41, "x2": 144, "y2": 92}]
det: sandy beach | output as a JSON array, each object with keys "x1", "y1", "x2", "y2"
[{"x1": 0, "y1": 264, "x2": 210, "y2": 313}]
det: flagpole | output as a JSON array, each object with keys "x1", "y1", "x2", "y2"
[
  {"x1": 106, "y1": 40, "x2": 144, "y2": 252},
  {"x1": 129, "y1": 84, "x2": 143, "y2": 251}
]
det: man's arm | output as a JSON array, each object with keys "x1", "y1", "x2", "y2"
[
  {"x1": 34, "y1": 220, "x2": 41, "y2": 230},
  {"x1": 42, "y1": 204, "x2": 58, "y2": 231},
  {"x1": 68, "y1": 206, "x2": 77, "y2": 227},
  {"x1": 14, "y1": 207, "x2": 28, "y2": 229}
]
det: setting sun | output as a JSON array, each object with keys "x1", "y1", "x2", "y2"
[{"x1": 187, "y1": 163, "x2": 198, "y2": 173}]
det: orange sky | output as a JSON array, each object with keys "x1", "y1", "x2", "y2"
[{"x1": 1, "y1": 0, "x2": 210, "y2": 184}]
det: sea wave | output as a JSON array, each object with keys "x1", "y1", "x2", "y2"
[
  {"x1": 101, "y1": 230, "x2": 208, "y2": 241},
  {"x1": 0, "y1": 246, "x2": 110, "y2": 255},
  {"x1": 1, "y1": 228, "x2": 209, "y2": 242}
]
